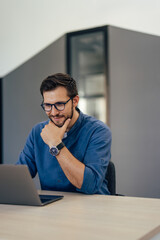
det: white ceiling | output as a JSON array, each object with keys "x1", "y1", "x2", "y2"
[{"x1": 0, "y1": 0, "x2": 160, "y2": 77}]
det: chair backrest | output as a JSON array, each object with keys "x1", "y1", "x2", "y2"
[{"x1": 105, "y1": 161, "x2": 116, "y2": 195}]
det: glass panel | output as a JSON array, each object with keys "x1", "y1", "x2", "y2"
[
  {"x1": 78, "y1": 97, "x2": 106, "y2": 123},
  {"x1": 70, "y1": 31, "x2": 107, "y2": 123},
  {"x1": 82, "y1": 73, "x2": 105, "y2": 96}
]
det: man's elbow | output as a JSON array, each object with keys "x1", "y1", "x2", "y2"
[{"x1": 77, "y1": 182, "x2": 97, "y2": 194}]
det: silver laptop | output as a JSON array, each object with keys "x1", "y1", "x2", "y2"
[{"x1": 0, "y1": 164, "x2": 63, "y2": 206}]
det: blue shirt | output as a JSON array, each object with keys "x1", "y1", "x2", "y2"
[{"x1": 17, "y1": 109, "x2": 112, "y2": 194}]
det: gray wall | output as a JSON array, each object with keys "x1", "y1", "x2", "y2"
[
  {"x1": 2, "y1": 26, "x2": 160, "y2": 198},
  {"x1": 2, "y1": 35, "x2": 66, "y2": 165},
  {"x1": 109, "y1": 26, "x2": 160, "y2": 198}
]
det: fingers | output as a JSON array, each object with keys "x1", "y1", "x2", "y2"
[{"x1": 63, "y1": 118, "x2": 71, "y2": 130}]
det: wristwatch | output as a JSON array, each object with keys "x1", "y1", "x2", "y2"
[{"x1": 49, "y1": 142, "x2": 65, "y2": 156}]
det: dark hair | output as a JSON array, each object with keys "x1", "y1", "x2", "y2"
[{"x1": 40, "y1": 73, "x2": 78, "y2": 98}]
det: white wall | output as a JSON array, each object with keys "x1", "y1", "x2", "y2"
[{"x1": 0, "y1": 0, "x2": 160, "y2": 77}]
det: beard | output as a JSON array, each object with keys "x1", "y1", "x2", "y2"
[{"x1": 49, "y1": 105, "x2": 73, "y2": 128}]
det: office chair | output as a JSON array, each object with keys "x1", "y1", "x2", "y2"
[{"x1": 105, "y1": 161, "x2": 116, "y2": 195}]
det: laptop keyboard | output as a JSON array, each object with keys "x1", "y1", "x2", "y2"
[{"x1": 39, "y1": 195, "x2": 62, "y2": 203}]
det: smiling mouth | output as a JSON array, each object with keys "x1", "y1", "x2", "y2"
[
  {"x1": 50, "y1": 115, "x2": 64, "y2": 121},
  {"x1": 54, "y1": 117, "x2": 63, "y2": 121},
  {"x1": 49, "y1": 116, "x2": 65, "y2": 128}
]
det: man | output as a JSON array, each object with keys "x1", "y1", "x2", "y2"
[{"x1": 17, "y1": 73, "x2": 112, "y2": 194}]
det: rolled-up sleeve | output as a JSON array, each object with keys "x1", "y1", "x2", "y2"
[{"x1": 77, "y1": 126, "x2": 111, "y2": 194}]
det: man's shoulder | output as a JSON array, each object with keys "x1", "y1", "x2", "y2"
[
  {"x1": 82, "y1": 112, "x2": 110, "y2": 129},
  {"x1": 81, "y1": 112, "x2": 111, "y2": 136}
]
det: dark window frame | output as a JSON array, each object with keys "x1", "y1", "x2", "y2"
[
  {"x1": 66, "y1": 25, "x2": 110, "y2": 125},
  {"x1": 0, "y1": 78, "x2": 2, "y2": 164}
]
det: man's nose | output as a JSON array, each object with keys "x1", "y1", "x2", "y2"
[{"x1": 50, "y1": 105, "x2": 60, "y2": 115}]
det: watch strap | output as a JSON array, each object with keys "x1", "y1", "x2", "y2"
[{"x1": 56, "y1": 142, "x2": 65, "y2": 151}]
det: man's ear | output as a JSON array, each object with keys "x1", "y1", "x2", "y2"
[{"x1": 73, "y1": 95, "x2": 79, "y2": 108}]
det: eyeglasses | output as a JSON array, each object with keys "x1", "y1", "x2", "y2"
[{"x1": 41, "y1": 97, "x2": 72, "y2": 112}]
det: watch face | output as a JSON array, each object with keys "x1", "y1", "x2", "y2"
[{"x1": 50, "y1": 147, "x2": 59, "y2": 156}]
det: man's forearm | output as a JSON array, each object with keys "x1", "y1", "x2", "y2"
[
  {"x1": 40, "y1": 117, "x2": 85, "y2": 188},
  {"x1": 56, "y1": 146, "x2": 85, "y2": 189}
]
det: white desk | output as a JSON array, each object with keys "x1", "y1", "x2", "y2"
[{"x1": 0, "y1": 191, "x2": 160, "y2": 240}]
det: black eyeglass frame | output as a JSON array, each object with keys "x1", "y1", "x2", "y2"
[{"x1": 41, "y1": 97, "x2": 73, "y2": 112}]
